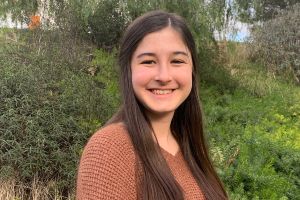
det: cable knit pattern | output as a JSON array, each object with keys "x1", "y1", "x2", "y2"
[{"x1": 76, "y1": 123, "x2": 205, "y2": 200}]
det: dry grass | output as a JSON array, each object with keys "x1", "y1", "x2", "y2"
[
  {"x1": 217, "y1": 41, "x2": 282, "y2": 96},
  {"x1": 0, "y1": 177, "x2": 75, "y2": 200}
]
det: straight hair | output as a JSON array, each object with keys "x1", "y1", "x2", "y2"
[{"x1": 108, "y1": 10, "x2": 228, "y2": 200}]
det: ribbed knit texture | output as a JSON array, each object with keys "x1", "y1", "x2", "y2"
[{"x1": 76, "y1": 123, "x2": 205, "y2": 200}]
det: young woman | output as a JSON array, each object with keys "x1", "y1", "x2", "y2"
[{"x1": 76, "y1": 10, "x2": 228, "y2": 200}]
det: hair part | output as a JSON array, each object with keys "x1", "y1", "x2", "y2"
[{"x1": 108, "y1": 10, "x2": 228, "y2": 200}]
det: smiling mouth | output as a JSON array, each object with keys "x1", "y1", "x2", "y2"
[{"x1": 150, "y1": 89, "x2": 174, "y2": 95}]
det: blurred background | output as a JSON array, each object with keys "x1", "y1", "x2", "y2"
[{"x1": 0, "y1": 0, "x2": 299, "y2": 199}]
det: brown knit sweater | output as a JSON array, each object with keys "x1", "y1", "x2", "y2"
[{"x1": 76, "y1": 123, "x2": 205, "y2": 200}]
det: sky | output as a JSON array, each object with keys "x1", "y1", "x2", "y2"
[{"x1": 228, "y1": 21, "x2": 250, "y2": 42}]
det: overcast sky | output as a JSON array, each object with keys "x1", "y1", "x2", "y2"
[{"x1": 228, "y1": 21, "x2": 250, "y2": 41}]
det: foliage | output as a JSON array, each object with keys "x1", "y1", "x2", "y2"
[
  {"x1": 90, "y1": 48, "x2": 120, "y2": 120},
  {"x1": 85, "y1": 0, "x2": 219, "y2": 56},
  {"x1": 0, "y1": 0, "x2": 38, "y2": 24},
  {"x1": 88, "y1": 0, "x2": 128, "y2": 48},
  {"x1": 203, "y1": 82, "x2": 300, "y2": 199},
  {"x1": 201, "y1": 44, "x2": 300, "y2": 199},
  {"x1": 248, "y1": 3, "x2": 300, "y2": 84},
  {"x1": 234, "y1": 0, "x2": 299, "y2": 23},
  {"x1": 1, "y1": 1, "x2": 300, "y2": 200},
  {"x1": 205, "y1": 0, "x2": 234, "y2": 41},
  {"x1": 0, "y1": 0, "x2": 224, "y2": 68},
  {"x1": 0, "y1": 29, "x2": 118, "y2": 195}
]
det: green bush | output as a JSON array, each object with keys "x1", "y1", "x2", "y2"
[
  {"x1": 202, "y1": 83, "x2": 300, "y2": 199},
  {"x1": 0, "y1": 29, "x2": 119, "y2": 193}
]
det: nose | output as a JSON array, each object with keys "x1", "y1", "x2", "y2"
[{"x1": 155, "y1": 63, "x2": 172, "y2": 83}]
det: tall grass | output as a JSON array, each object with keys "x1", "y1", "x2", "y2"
[
  {"x1": 217, "y1": 41, "x2": 296, "y2": 97},
  {"x1": 0, "y1": 178, "x2": 74, "y2": 200}
]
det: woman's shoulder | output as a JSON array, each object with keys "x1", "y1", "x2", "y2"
[
  {"x1": 83, "y1": 122, "x2": 134, "y2": 158},
  {"x1": 89, "y1": 122, "x2": 131, "y2": 145},
  {"x1": 77, "y1": 122, "x2": 138, "y2": 199}
]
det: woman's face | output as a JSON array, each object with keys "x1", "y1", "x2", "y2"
[{"x1": 131, "y1": 27, "x2": 193, "y2": 118}]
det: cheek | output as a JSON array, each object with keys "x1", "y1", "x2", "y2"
[
  {"x1": 131, "y1": 68, "x2": 153, "y2": 91},
  {"x1": 184, "y1": 74, "x2": 193, "y2": 95},
  {"x1": 174, "y1": 68, "x2": 193, "y2": 89}
]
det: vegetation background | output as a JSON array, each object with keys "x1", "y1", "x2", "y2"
[{"x1": 0, "y1": 0, "x2": 299, "y2": 199}]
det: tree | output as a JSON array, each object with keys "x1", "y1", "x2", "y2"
[
  {"x1": 88, "y1": 0, "x2": 127, "y2": 48},
  {"x1": 249, "y1": 3, "x2": 300, "y2": 83},
  {"x1": 234, "y1": 0, "x2": 299, "y2": 23},
  {"x1": 0, "y1": 0, "x2": 38, "y2": 26}
]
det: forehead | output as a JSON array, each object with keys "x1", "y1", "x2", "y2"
[{"x1": 132, "y1": 27, "x2": 191, "y2": 57}]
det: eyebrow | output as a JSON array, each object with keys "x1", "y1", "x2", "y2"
[
  {"x1": 173, "y1": 51, "x2": 189, "y2": 56},
  {"x1": 136, "y1": 52, "x2": 155, "y2": 58},
  {"x1": 136, "y1": 51, "x2": 189, "y2": 58}
]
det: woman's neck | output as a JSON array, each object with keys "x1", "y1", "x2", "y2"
[{"x1": 146, "y1": 111, "x2": 179, "y2": 155}]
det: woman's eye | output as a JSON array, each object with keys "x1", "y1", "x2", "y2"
[
  {"x1": 172, "y1": 59, "x2": 185, "y2": 64},
  {"x1": 141, "y1": 60, "x2": 155, "y2": 64}
]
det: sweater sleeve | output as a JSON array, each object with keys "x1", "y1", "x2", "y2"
[{"x1": 76, "y1": 125, "x2": 137, "y2": 200}]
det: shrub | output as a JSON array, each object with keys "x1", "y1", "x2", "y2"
[
  {"x1": 202, "y1": 83, "x2": 300, "y2": 199},
  {"x1": 249, "y1": 3, "x2": 300, "y2": 83},
  {"x1": 0, "y1": 29, "x2": 119, "y2": 195}
]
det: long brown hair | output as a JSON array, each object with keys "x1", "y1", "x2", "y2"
[{"x1": 108, "y1": 10, "x2": 228, "y2": 200}]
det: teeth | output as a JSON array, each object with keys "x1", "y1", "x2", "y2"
[{"x1": 151, "y1": 89, "x2": 173, "y2": 95}]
